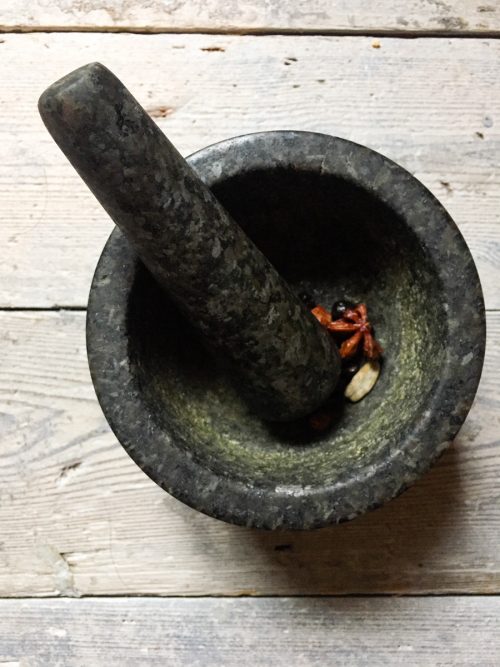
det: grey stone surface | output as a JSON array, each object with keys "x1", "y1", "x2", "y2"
[
  {"x1": 84, "y1": 128, "x2": 485, "y2": 530},
  {"x1": 38, "y1": 62, "x2": 339, "y2": 421}
]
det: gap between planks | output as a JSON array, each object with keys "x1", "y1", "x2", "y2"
[
  {"x1": 0, "y1": 307, "x2": 87, "y2": 312},
  {"x1": 0, "y1": 307, "x2": 499, "y2": 312},
  {"x1": 3, "y1": 27, "x2": 500, "y2": 38},
  {"x1": 1, "y1": 592, "x2": 500, "y2": 600}
]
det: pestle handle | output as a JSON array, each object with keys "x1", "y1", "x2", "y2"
[{"x1": 38, "y1": 63, "x2": 340, "y2": 421}]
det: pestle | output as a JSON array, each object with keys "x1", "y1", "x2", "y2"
[{"x1": 38, "y1": 62, "x2": 340, "y2": 421}]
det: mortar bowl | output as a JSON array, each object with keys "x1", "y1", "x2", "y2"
[{"x1": 87, "y1": 131, "x2": 485, "y2": 529}]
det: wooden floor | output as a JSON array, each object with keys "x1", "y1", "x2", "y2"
[{"x1": 1, "y1": 2, "x2": 499, "y2": 665}]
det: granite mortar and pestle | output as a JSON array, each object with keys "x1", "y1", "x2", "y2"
[{"x1": 39, "y1": 63, "x2": 485, "y2": 529}]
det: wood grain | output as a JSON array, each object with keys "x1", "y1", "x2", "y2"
[
  {"x1": 0, "y1": 310, "x2": 499, "y2": 597},
  {"x1": 1, "y1": 0, "x2": 500, "y2": 34},
  {"x1": 0, "y1": 33, "x2": 499, "y2": 308},
  {"x1": 0, "y1": 597, "x2": 499, "y2": 666}
]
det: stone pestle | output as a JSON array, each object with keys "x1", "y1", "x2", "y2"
[{"x1": 38, "y1": 62, "x2": 340, "y2": 421}]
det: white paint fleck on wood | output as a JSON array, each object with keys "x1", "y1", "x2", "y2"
[{"x1": 0, "y1": 311, "x2": 499, "y2": 597}]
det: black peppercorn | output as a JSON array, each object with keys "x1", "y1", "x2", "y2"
[
  {"x1": 331, "y1": 300, "x2": 355, "y2": 320},
  {"x1": 299, "y1": 291, "x2": 316, "y2": 309}
]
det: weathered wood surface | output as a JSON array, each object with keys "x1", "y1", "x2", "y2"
[
  {"x1": 0, "y1": 33, "x2": 499, "y2": 308},
  {"x1": 1, "y1": 0, "x2": 500, "y2": 34},
  {"x1": 1, "y1": 4, "x2": 498, "y2": 659},
  {"x1": 0, "y1": 597, "x2": 499, "y2": 666},
  {"x1": 0, "y1": 310, "x2": 498, "y2": 597}
]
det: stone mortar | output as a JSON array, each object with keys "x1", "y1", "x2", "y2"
[{"x1": 87, "y1": 131, "x2": 486, "y2": 530}]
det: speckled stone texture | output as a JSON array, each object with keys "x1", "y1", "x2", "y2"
[
  {"x1": 85, "y1": 130, "x2": 485, "y2": 529},
  {"x1": 38, "y1": 63, "x2": 339, "y2": 421}
]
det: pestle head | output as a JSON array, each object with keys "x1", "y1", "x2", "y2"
[{"x1": 38, "y1": 62, "x2": 341, "y2": 421}]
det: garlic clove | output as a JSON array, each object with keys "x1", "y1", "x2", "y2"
[{"x1": 344, "y1": 360, "x2": 381, "y2": 402}]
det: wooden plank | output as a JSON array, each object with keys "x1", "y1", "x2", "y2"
[
  {"x1": 2, "y1": 0, "x2": 500, "y2": 34},
  {"x1": 0, "y1": 597, "x2": 499, "y2": 667},
  {"x1": 0, "y1": 311, "x2": 499, "y2": 597},
  {"x1": 1, "y1": 33, "x2": 499, "y2": 308}
]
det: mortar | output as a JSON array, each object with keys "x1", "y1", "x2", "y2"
[
  {"x1": 40, "y1": 66, "x2": 485, "y2": 529},
  {"x1": 86, "y1": 130, "x2": 484, "y2": 529}
]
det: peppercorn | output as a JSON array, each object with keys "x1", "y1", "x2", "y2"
[
  {"x1": 342, "y1": 360, "x2": 360, "y2": 379},
  {"x1": 331, "y1": 300, "x2": 355, "y2": 320},
  {"x1": 298, "y1": 291, "x2": 316, "y2": 309}
]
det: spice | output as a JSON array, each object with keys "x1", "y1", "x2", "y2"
[
  {"x1": 331, "y1": 300, "x2": 355, "y2": 320},
  {"x1": 307, "y1": 300, "x2": 383, "y2": 428},
  {"x1": 344, "y1": 360, "x2": 381, "y2": 402},
  {"x1": 311, "y1": 303, "x2": 383, "y2": 360},
  {"x1": 298, "y1": 291, "x2": 316, "y2": 309},
  {"x1": 342, "y1": 360, "x2": 361, "y2": 379},
  {"x1": 309, "y1": 410, "x2": 334, "y2": 431}
]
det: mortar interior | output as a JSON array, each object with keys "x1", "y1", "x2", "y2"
[{"x1": 127, "y1": 167, "x2": 446, "y2": 489}]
